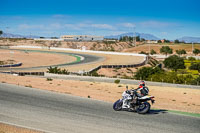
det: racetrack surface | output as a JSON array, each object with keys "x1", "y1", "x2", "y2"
[
  {"x1": 0, "y1": 49, "x2": 104, "y2": 71},
  {"x1": 0, "y1": 83, "x2": 199, "y2": 133}
]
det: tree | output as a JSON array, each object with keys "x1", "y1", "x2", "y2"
[
  {"x1": 157, "y1": 40, "x2": 162, "y2": 43},
  {"x1": 188, "y1": 57, "x2": 196, "y2": 61},
  {"x1": 0, "y1": 30, "x2": 3, "y2": 36},
  {"x1": 134, "y1": 66, "x2": 163, "y2": 80},
  {"x1": 174, "y1": 39, "x2": 180, "y2": 43},
  {"x1": 176, "y1": 49, "x2": 186, "y2": 56},
  {"x1": 141, "y1": 38, "x2": 145, "y2": 41},
  {"x1": 160, "y1": 46, "x2": 173, "y2": 56},
  {"x1": 193, "y1": 48, "x2": 200, "y2": 55},
  {"x1": 150, "y1": 49, "x2": 156, "y2": 55},
  {"x1": 135, "y1": 36, "x2": 140, "y2": 42},
  {"x1": 163, "y1": 39, "x2": 170, "y2": 43},
  {"x1": 163, "y1": 55, "x2": 185, "y2": 71},
  {"x1": 189, "y1": 63, "x2": 200, "y2": 72}
]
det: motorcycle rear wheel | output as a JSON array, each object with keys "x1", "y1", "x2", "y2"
[{"x1": 137, "y1": 102, "x2": 151, "y2": 114}]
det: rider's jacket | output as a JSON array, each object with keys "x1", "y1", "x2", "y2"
[
  {"x1": 123, "y1": 86, "x2": 149, "y2": 99},
  {"x1": 135, "y1": 86, "x2": 149, "y2": 97}
]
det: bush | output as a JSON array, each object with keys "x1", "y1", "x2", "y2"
[
  {"x1": 176, "y1": 49, "x2": 187, "y2": 56},
  {"x1": 114, "y1": 79, "x2": 120, "y2": 84},
  {"x1": 189, "y1": 63, "x2": 200, "y2": 72},
  {"x1": 134, "y1": 66, "x2": 163, "y2": 80},
  {"x1": 46, "y1": 78, "x2": 53, "y2": 81},
  {"x1": 163, "y1": 55, "x2": 185, "y2": 71},
  {"x1": 148, "y1": 72, "x2": 194, "y2": 84},
  {"x1": 188, "y1": 57, "x2": 196, "y2": 61},
  {"x1": 47, "y1": 66, "x2": 69, "y2": 74},
  {"x1": 150, "y1": 49, "x2": 156, "y2": 55},
  {"x1": 160, "y1": 46, "x2": 173, "y2": 56},
  {"x1": 191, "y1": 76, "x2": 200, "y2": 85},
  {"x1": 193, "y1": 48, "x2": 200, "y2": 55},
  {"x1": 139, "y1": 51, "x2": 148, "y2": 55}
]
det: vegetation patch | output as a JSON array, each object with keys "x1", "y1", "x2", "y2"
[
  {"x1": 114, "y1": 79, "x2": 120, "y2": 84},
  {"x1": 46, "y1": 78, "x2": 53, "y2": 81},
  {"x1": 47, "y1": 66, "x2": 69, "y2": 75}
]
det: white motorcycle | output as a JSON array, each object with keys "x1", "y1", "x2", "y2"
[{"x1": 113, "y1": 87, "x2": 155, "y2": 114}]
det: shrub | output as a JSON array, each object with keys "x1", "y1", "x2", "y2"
[
  {"x1": 25, "y1": 85, "x2": 32, "y2": 88},
  {"x1": 163, "y1": 55, "x2": 185, "y2": 71},
  {"x1": 150, "y1": 49, "x2": 156, "y2": 55},
  {"x1": 193, "y1": 48, "x2": 200, "y2": 55},
  {"x1": 188, "y1": 57, "x2": 196, "y2": 61},
  {"x1": 114, "y1": 79, "x2": 120, "y2": 84},
  {"x1": 191, "y1": 76, "x2": 200, "y2": 85},
  {"x1": 139, "y1": 51, "x2": 148, "y2": 55},
  {"x1": 160, "y1": 46, "x2": 173, "y2": 56},
  {"x1": 47, "y1": 66, "x2": 69, "y2": 74},
  {"x1": 189, "y1": 63, "x2": 200, "y2": 72},
  {"x1": 134, "y1": 66, "x2": 163, "y2": 80},
  {"x1": 176, "y1": 49, "x2": 187, "y2": 56},
  {"x1": 46, "y1": 78, "x2": 53, "y2": 81}
]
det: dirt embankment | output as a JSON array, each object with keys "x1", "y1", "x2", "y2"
[
  {"x1": 0, "y1": 39, "x2": 133, "y2": 52},
  {"x1": 1, "y1": 39, "x2": 200, "y2": 55}
]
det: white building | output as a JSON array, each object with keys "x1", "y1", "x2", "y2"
[{"x1": 61, "y1": 35, "x2": 104, "y2": 41}]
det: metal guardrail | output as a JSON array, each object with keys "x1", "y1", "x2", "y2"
[
  {"x1": 1, "y1": 71, "x2": 44, "y2": 76},
  {"x1": 88, "y1": 56, "x2": 147, "y2": 73},
  {"x1": 0, "y1": 63, "x2": 22, "y2": 67}
]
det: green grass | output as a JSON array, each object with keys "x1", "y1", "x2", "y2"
[
  {"x1": 168, "y1": 110, "x2": 200, "y2": 118},
  {"x1": 152, "y1": 108, "x2": 200, "y2": 118}
]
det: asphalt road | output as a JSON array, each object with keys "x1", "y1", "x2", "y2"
[
  {"x1": 0, "y1": 49, "x2": 104, "y2": 71},
  {"x1": 0, "y1": 83, "x2": 199, "y2": 133}
]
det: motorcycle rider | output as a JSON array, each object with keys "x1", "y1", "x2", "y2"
[{"x1": 122, "y1": 81, "x2": 149, "y2": 109}]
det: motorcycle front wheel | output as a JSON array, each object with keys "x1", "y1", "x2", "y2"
[
  {"x1": 137, "y1": 102, "x2": 151, "y2": 114},
  {"x1": 113, "y1": 99, "x2": 123, "y2": 111}
]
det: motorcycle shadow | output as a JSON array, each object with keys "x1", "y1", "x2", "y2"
[{"x1": 147, "y1": 109, "x2": 168, "y2": 115}]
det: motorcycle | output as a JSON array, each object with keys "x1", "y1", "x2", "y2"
[{"x1": 113, "y1": 87, "x2": 155, "y2": 114}]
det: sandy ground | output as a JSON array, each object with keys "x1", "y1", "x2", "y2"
[
  {"x1": 0, "y1": 48, "x2": 145, "y2": 72},
  {"x1": 0, "y1": 123, "x2": 42, "y2": 133},
  {"x1": 0, "y1": 49, "x2": 76, "y2": 68},
  {"x1": 0, "y1": 73, "x2": 200, "y2": 114},
  {"x1": 123, "y1": 44, "x2": 200, "y2": 54}
]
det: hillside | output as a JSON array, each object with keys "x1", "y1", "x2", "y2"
[{"x1": 0, "y1": 38, "x2": 200, "y2": 55}]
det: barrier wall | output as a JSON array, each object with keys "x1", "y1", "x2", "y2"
[
  {"x1": 1, "y1": 71, "x2": 44, "y2": 76},
  {"x1": 0, "y1": 63, "x2": 22, "y2": 67},
  {"x1": 88, "y1": 56, "x2": 147, "y2": 73}
]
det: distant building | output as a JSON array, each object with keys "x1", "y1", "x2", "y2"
[
  {"x1": 146, "y1": 40, "x2": 158, "y2": 44},
  {"x1": 161, "y1": 39, "x2": 165, "y2": 43},
  {"x1": 61, "y1": 35, "x2": 104, "y2": 41},
  {"x1": 34, "y1": 38, "x2": 63, "y2": 41}
]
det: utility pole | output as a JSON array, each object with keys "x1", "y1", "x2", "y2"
[
  {"x1": 149, "y1": 43, "x2": 150, "y2": 55},
  {"x1": 133, "y1": 27, "x2": 136, "y2": 47},
  {"x1": 192, "y1": 42, "x2": 194, "y2": 55}
]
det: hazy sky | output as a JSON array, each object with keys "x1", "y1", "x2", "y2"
[{"x1": 0, "y1": 0, "x2": 200, "y2": 39}]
